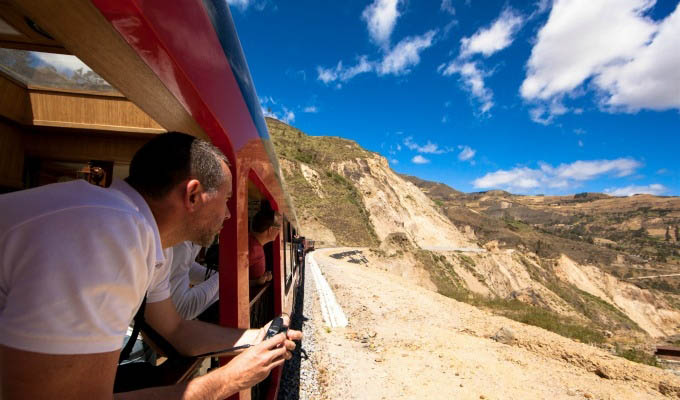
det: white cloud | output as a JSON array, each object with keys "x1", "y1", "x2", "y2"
[
  {"x1": 303, "y1": 106, "x2": 318, "y2": 113},
  {"x1": 596, "y1": 4, "x2": 680, "y2": 111},
  {"x1": 457, "y1": 145, "x2": 476, "y2": 161},
  {"x1": 460, "y1": 8, "x2": 523, "y2": 58},
  {"x1": 441, "y1": 0, "x2": 456, "y2": 15},
  {"x1": 534, "y1": 0, "x2": 551, "y2": 15},
  {"x1": 344, "y1": 56, "x2": 375, "y2": 78},
  {"x1": 317, "y1": 65, "x2": 339, "y2": 84},
  {"x1": 33, "y1": 52, "x2": 92, "y2": 74},
  {"x1": 378, "y1": 31, "x2": 437, "y2": 75},
  {"x1": 439, "y1": 8, "x2": 523, "y2": 115},
  {"x1": 412, "y1": 155, "x2": 430, "y2": 164},
  {"x1": 521, "y1": 0, "x2": 680, "y2": 123},
  {"x1": 317, "y1": 31, "x2": 435, "y2": 84},
  {"x1": 387, "y1": 143, "x2": 402, "y2": 155},
  {"x1": 227, "y1": 0, "x2": 269, "y2": 10},
  {"x1": 474, "y1": 167, "x2": 543, "y2": 189},
  {"x1": 473, "y1": 158, "x2": 643, "y2": 192},
  {"x1": 528, "y1": 99, "x2": 568, "y2": 125},
  {"x1": 260, "y1": 96, "x2": 295, "y2": 124},
  {"x1": 227, "y1": 0, "x2": 250, "y2": 9},
  {"x1": 390, "y1": 158, "x2": 399, "y2": 164},
  {"x1": 578, "y1": 140, "x2": 583, "y2": 147},
  {"x1": 404, "y1": 137, "x2": 449, "y2": 154},
  {"x1": 282, "y1": 110, "x2": 295, "y2": 123},
  {"x1": 605, "y1": 184, "x2": 668, "y2": 196},
  {"x1": 440, "y1": 61, "x2": 494, "y2": 113},
  {"x1": 547, "y1": 159, "x2": 641, "y2": 180},
  {"x1": 362, "y1": 0, "x2": 402, "y2": 48},
  {"x1": 316, "y1": 56, "x2": 374, "y2": 84}
]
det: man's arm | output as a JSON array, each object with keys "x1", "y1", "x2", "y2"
[
  {"x1": 0, "y1": 344, "x2": 119, "y2": 400},
  {"x1": 145, "y1": 298, "x2": 260, "y2": 356},
  {"x1": 114, "y1": 332, "x2": 291, "y2": 400},
  {"x1": 173, "y1": 272, "x2": 220, "y2": 320},
  {"x1": 0, "y1": 335, "x2": 291, "y2": 400},
  {"x1": 188, "y1": 262, "x2": 210, "y2": 285},
  {"x1": 2, "y1": 329, "x2": 298, "y2": 400}
]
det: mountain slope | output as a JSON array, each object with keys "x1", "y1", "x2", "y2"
[
  {"x1": 267, "y1": 118, "x2": 680, "y2": 355},
  {"x1": 268, "y1": 117, "x2": 475, "y2": 249}
]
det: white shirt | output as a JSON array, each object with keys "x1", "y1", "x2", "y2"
[
  {"x1": 169, "y1": 242, "x2": 219, "y2": 320},
  {"x1": 0, "y1": 179, "x2": 170, "y2": 354}
]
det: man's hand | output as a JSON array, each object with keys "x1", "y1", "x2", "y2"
[
  {"x1": 260, "y1": 315, "x2": 303, "y2": 352},
  {"x1": 214, "y1": 333, "x2": 289, "y2": 390},
  {"x1": 195, "y1": 327, "x2": 301, "y2": 395},
  {"x1": 255, "y1": 271, "x2": 273, "y2": 286}
]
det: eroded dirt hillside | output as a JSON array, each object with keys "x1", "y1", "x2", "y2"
[
  {"x1": 310, "y1": 248, "x2": 680, "y2": 399},
  {"x1": 268, "y1": 117, "x2": 475, "y2": 249},
  {"x1": 267, "y1": 117, "x2": 680, "y2": 361}
]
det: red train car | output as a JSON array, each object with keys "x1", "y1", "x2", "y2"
[{"x1": 0, "y1": 1, "x2": 302, "y2": 398}]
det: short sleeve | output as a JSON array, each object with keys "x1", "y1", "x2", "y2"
[
  {"x1": 147, "y1": 248, "x2": 172, "y2": 303},
  {"x1": 0, "y1": 208, "x2": 150, "y2": 354}
]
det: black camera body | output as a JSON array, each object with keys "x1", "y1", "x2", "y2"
[{"x1": 264, "y1": 316, "x2": 288, "y2": 339}]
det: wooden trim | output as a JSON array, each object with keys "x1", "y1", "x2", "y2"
[
  {"x1": 0, "y1": 2, "x2": 67, "y2": 51},
  {"x1": 0, "y1": 72, "x2": 166, "y2": 133},
  {"x1": 33, "y1": 120, "x2": 165, "y2": 134},
  {"x1": 29, "y1": 91, "x2": 165, "y2": 134},
  {"x1": 27, "y1": 85, "x2": 125, "y2": 98},
  {"x1": 248, "y1": 282, "x2": 272, "y2": 308},
  {"x1": 0, "y1": 68, "x2": 26, "y2": 88},
  {"x1": 11, "y1": 0, "x2": 208, "y2": 140},
  {"x1": 0, "y1": 71, "x2": 29, "y2": 124},
  {"x1": 0, "y1": 118, "x2": 24, "y2": 188},
  {"x1": 0, "y1": 39, "x2": 68, "y2": 54},
  {"x1": 24, "y1": 130, "x2": 150, "y2": 164}
]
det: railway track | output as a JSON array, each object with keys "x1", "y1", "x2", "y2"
[{"x1": 656, "y1": 346, "x2": 680, "y2": 362}]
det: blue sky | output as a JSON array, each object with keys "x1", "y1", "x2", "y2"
[{"x1": 229, "y1": 0, "x2": 680, "y2": 196}]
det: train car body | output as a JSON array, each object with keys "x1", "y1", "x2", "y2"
[{"x1": 0, "y1": 1, "x2": 301, "y2": 398}]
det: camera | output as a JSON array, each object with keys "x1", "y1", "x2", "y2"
[{"x1": 264, "y1": 316, "x2": 288, "y2": 339}]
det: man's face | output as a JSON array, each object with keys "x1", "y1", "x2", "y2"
[{"x1": 193, "y1": 161, "x2": 232, "y2": 247}]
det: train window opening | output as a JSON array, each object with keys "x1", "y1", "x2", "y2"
[
  {"x1": 0, "y1": 48, "x2": 119, "y2": 94},
  {"x1": 0, "y1": 3, "x2": 304, "y2": 397},
  {"x1": 0, "y1": 44, "x2": 163, "y2": 195},
  {"x1": 246, "y1": 179, "x2": 275, "y2": 331},
  {"x1": 23, "y1": 157, "x2": 114, "y2": 188},
  {"x1": 283, "y1": 218, "x2": 293, "y2": 293}
]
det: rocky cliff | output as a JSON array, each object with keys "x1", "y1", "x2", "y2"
[{"x1": 267, "y1": 117, "x2": 680, "y2": 361}]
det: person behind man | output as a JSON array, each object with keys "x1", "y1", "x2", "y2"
[
  {"x1": 0, "y1": 132, "x2": 301, "y2": 399},
  {"x1": 248, "y1": 207, "x2": 280, "y2": 286},
  {"x1": 169, "y1": 241, "x2": 219, "y2": 320}
]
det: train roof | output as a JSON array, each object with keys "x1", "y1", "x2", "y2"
[{"x1": 0, "y1": 0, "x2": 297, "y2": 224}]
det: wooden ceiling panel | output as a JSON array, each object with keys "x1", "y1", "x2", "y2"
[
  {"x1": 0, "y1": 2, "x2": 68, "y2": 54},
  {"x1": 29, "y1": 90, "x2": 165, "y2": 134},
  {"x1": 10, "y1": 0, "x2": 208, "y2": 140}
]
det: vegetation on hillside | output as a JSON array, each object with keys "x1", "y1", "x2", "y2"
[
  {"x1": 267, "y1": 118, "x2": 379, "y2": 247},
  {"x1": 402, "y1": 175, "x2": 680, "y2": 295},
  {"x1": 267, "y1": 118, "x2": 676, "y2": 367}
]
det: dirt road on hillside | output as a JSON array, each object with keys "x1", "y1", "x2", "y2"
[{"x1": 305, "y1": 248, "x2": 680, "y2": 400}]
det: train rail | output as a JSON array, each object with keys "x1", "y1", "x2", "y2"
[{"x1": 655, "y1": 346, "x2": 680, "y2": 362}]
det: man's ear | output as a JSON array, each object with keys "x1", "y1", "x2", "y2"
[{"x1": 184, "y1": 179, "x2": 202, "y2": 211}]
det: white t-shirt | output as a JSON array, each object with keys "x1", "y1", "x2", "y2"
[
  {"x1": 169, "y1": 242, "x2": 219, "y2": 320},
  {"x1": 0, "y1": 179, "x2": 170, "y2": 354}
]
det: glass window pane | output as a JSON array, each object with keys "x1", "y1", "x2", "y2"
[{"x1": 0, "y1": 48, "x2": 119, "y2": 94}]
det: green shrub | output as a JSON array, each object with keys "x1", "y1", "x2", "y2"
[{"x1": 615, "y1": 346, "x2": 658, "y2": 367}]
